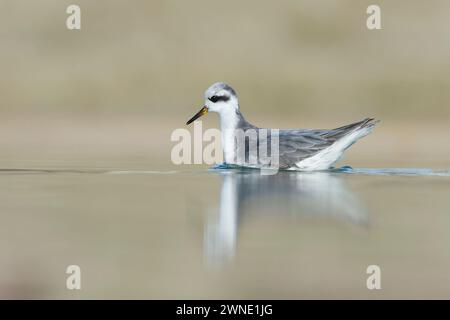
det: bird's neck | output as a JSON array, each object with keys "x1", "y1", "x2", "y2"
[
  {"x1": 219, "y1": 108, "x2": 242, "y2": 164},
  {"x1": 219, "y1": 109, "x2": 240, "y2": 131}
]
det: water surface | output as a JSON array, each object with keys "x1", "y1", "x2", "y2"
[{"x1": 0, "y1": 166, "x2": 449, "y2": 298}]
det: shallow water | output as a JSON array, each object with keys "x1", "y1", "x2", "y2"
[{"x1": 0, "y1": 165, "x2": 449, "y2": 299}]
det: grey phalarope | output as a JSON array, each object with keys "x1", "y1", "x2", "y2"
[{"x1": 186, "y1": 82, "x2": 378, "y2": 171}]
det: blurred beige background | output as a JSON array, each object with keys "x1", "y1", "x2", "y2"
[
  {"x1": 1, "y1": 1, "x2": 450, "y2": 300},
  {"x1": 0, "y1": 0, "x2": 449, "y2": 169}
]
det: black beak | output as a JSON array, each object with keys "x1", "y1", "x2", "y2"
[{"x1": 186, "y1": 106, "x2": 208, "y2": 125}]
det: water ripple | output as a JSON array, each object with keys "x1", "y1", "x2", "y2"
[
  {"x1": 211, "y1": 163, "x2": 450, "y2": 177},
  {"x1": 333, "y1": 166, "x2": 450, "y2": 177},
  {"x1": 0, "y1": 166, "x2": 448, "y2": 177}
]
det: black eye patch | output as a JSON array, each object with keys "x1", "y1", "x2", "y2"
[{"x1": 209, "y1": 95, "x2": 229, "y2": 103}]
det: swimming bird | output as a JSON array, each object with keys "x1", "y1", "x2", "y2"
[{"x1": 186, "y1": 82, "x2": 379, "y2": 171}]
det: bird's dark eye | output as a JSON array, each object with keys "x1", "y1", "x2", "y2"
[
  {"x1": 208, "y1": 95, "x2": 229, "y2": 103},
  {"x1": 209, "y1": 95, "x2": 219, "y2": 103}
]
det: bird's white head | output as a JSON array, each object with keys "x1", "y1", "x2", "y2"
[
  {"x1": 186, "y1": 82, "x2": 239, "y2": 125},
  {"x1": 204, "y1": 82, "x2": 238, "y2": 114}
]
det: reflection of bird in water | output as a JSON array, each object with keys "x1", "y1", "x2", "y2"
[{"x1": 204, "y1": 170, "x2": 368, "y2": 266}]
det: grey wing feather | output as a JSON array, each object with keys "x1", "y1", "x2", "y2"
[{"x1": 275, "y1": 118, "x2": 378, "y2": 168}]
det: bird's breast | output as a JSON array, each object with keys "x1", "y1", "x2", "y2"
[{"x1": 221, "y1": 128, "x2": 236, "y2": 164}]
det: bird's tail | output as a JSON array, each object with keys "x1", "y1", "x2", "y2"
[{"x1": 325, "y1": 118, "x2": 380, "y2": 142}]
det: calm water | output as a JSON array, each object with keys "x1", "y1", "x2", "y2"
[{"x1": 0, "y1": 166, "x2": 450, "y2": 299}]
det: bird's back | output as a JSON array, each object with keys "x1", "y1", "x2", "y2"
[{"x1": 234, "y1": 118, "x2": 378, "y2": 170}]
